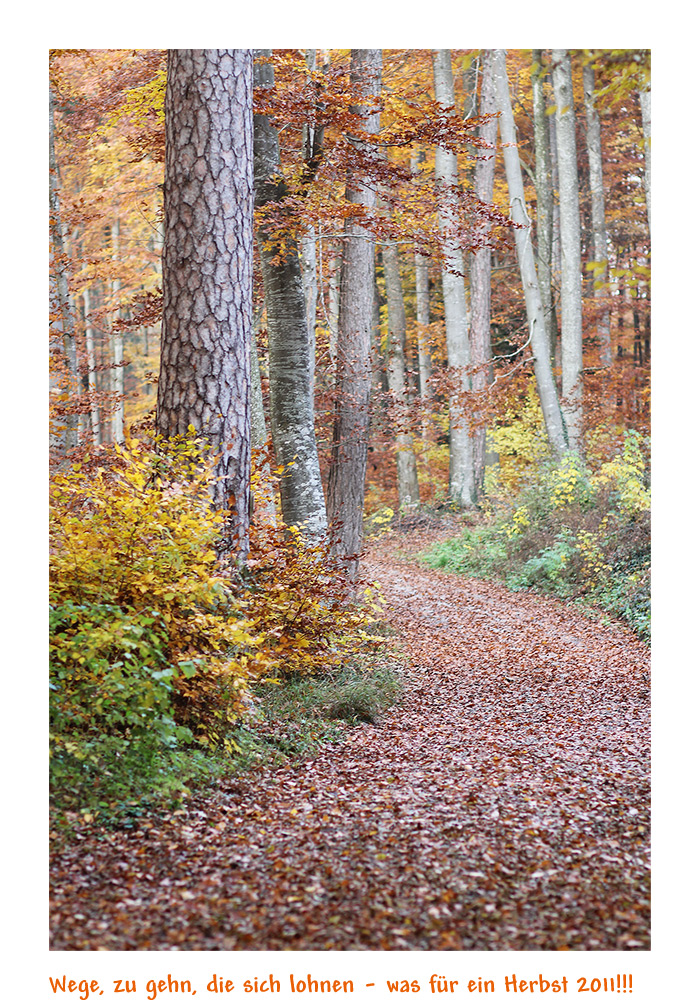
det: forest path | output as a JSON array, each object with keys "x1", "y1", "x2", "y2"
[{"x1": 50, "y1": 528, "x2": 650, "y2": 951}]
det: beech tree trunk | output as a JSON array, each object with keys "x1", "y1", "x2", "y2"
[
  {"x1": 110, "y1": 219, "x2": 125, "y2": 444},
  {"x1": 300, "y1": 49, "x2": 319, "y2": 402},
  {"x1": 410, "y1": 149, "x2": 432, "y2": 440},
  {"x1": 157, "y1": 49, "x2": 253, "y2": 561},
  {"x1": 327, "y1": 48, "x2": 382, "y2": 579},
  {"x1": 552, "y1": 50, "x2": 584, "y2": 454},
  {"x1": 82, "y1": 287, "x2": 101, "y2": 446},
  {"x1": 432, "y1": 48, "x2": 475, "y2": 507},
  {"x1": 49, "y1": 86, "x2": 79, "y2": 454},
  {"x1": 383, "y1": 241, "x2": 420, "y2": 506},
  {"x1": 470, "y1": 49, "x2": 497, "y2": 498},
  {"x1": 493, "y1": 49, "x2": 568, "y2": 458},
  {"x1": 253, "y1": 50, "x2": 327, "y2": 537},
  {"x1": 531, "y1": 50, "x2": 557, "y2": 364},
  {"x1": 583, "y1": 63, "x2": 612, "y2": 368},
  {"x1": 638, "y1": 83, "x2": 651, "y2": 232}
]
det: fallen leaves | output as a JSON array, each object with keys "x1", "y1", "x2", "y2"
[{"x1": 49, "y1": 528, "x2": 650, "y2": 951}]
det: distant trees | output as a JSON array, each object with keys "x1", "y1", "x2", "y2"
[{"x1": 157, "y1": 49, "x2": 254, "y2": 560}]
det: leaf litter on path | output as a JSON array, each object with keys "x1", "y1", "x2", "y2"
[{"x1": 50, "y1": 529, "x2": 650, "y2": 950}]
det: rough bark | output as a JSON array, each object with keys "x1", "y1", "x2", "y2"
[
  {"x1": 583, "y1": 63, "x2": 612, "y2": 367},
  {"x1": 253, "y1": 50, "x2": 327, "y2": 537},
  {"x1": 531, "y1": 50, "x2": 558, "y2": 363},
  {"x1": 383, "y1": 241, "x2": 420, "y2": 506},
  {"x1": 157, "y1": 49, "x2": 253, "y2": 561},
  {"x1": 469, "y1": 49, "x2": 497, "y2": 498},
  {"x1": 493, "y1": 49, "x2": 568, "y2": 459},
  {"x1": 552, "y1": 50, "x2": 584, "y2": 455},
  {"x1": 432, "y1": 49, "x2": 475, "y2": 507},
  {"x1": 49, "y1": 86, "x2": 79, "y2": 453},
  {"x1": 327, "y1": 49, "x2": 382, "y2": 579}
]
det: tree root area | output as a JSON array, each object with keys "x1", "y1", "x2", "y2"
[{"x1": 50, "y1": 531, "x2": 650, "y2": 950}]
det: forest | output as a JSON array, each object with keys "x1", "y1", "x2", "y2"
[{"x1": 49, "y1": 48, "x2": 650, "y2": 952}]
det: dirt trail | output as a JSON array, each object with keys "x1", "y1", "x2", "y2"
[{"x1": 50, "y1": 530, "x2": 650, "y2": 950}]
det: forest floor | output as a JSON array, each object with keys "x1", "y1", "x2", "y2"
[{"x1": 49, "y1": 527, "x2": 650, "y2": 951}]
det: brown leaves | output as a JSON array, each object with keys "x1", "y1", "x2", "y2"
[{"x1": 50, "y1": 529, "x2": 649, "y2": 951}]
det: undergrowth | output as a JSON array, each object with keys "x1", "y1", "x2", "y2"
[{"x1": 420, "y1": 432, "x2": 650, "y2": 642}]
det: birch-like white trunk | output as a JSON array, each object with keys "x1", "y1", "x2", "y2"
[
  {"x1": 82, "y1": 287, "x2": 101, "y2": 446},
  {"x1": 552, "y1": 50, "x2": 584, "y2": 454},
  {"x1": 639, "y1": 83, "x2": 651, "y2": 232},
  {"x1": 110, "y1": 220, "x2": 125, "y2": 444},
  {"x1": 583, "y1": 63, "x2": 612, "y2": 367},
  {"x1": 410, "y1": 149, "x2": 432, "y2": 439},
  {"x1": 531, "y1": 50, "x2": 557, "y2": 363},
  {"x1": 49, "y1": 87, "x2": 79, "y2": 453},
  {"x1": 383, "y1": 240, "x2": 420, "y2": 506},
  {"x1": 493, "y1": 49, "x2": 568, "y2": 458},
  {"x1": 470, "y1": 49, "x2": 497, "y2": 497},
  {"x1": 432, "y1": 48, "x2": 475, "y2": 507},
  {"x1": 254, "y1": 49, "x2": 327, "y2": 537}
]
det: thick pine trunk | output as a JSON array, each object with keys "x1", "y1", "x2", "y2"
[
  {"x1": 253, "y1": 50, "x2": 327, "y2": 537},
  {"x1": 531, "y1": 50, "x2": 558, "y2": 364},
  {"x1": 552, "y1": 50, "x2": 584, "y2": 455},
  {"x1": 432, "y1": 49, "x2": 475, "y2": 507},
  {"x1": 469, "y1": 49, "x2": 497, "y2": 498},
  {"x1": 158, "y1": 49, "x2": 253, "y2": 561},
  {"x1": 327, "y1": 48, "x2": 382, "y2": 579},
  {"x1": 492, "y1": 49, "x2": 568, "y2": 459},
  {"x1": 383, "y1": 241, "x2": 420, "y2": 506},
  {"x1": 583, "y1": 64, "x2": 612, "y2": 368}
]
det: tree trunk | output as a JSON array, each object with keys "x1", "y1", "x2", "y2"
[
  {"x1": 157, "y1": 49, "x2": 253, "y2": 562},
  {"x1": 383, "y1": 240, "x2": 420, "y2": 506},
  {"x1": 300, "y1": 49, "x2": 319, "y2": 403},
  {"x1": 583, "y1": 63, "x2": 612, "y2": 367},
  {"x1": 492, "y1": 49, "x2": 568, "y2": 458},
  {"x1": 470, "y1": 49, "x2": 497, "y2": 498},
  {"x1": 531, "y1": 50, "x2": 557, "y2": 363},
  {"x1": 253, "y1": 50, "x2": 327, "y2": 537},
  {"x1": 110, "y1": 219, "x2": 125, "y2": 444},
  {"x1": 410, "y1": 149, "x2": 432, "y2": 441},
  {"x1": 552, "y1": 50, "x2": 584, "y2": 454},
  {"x1": 49, "y1": 86, "x2": 79, "y2": 454},
  {"x1": 82, "y1": 287, "x2": 101, "y2": 446},
  {"x1": 638, "y1": 83, "x2": 651, "y2": 232},
  {"x1": 327, "y1": 48, "x2": 382, "y2": 580},
  {"x1": 432, "y1": 49, "x2": 475, "y2": 507}
]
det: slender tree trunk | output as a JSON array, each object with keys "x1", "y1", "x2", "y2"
[
  {"x1": 157, "y1": 49, "x2": 253, "y2": 561},
  {"x1": 410, "y1": 149, "x2": 432, "y2": 440},
  {"x1": 383, "y1": 240, "x2": 420, "y2": 506},
  {"x1": 552, "y1": 50, "x2": 584, "y2": 454},
  {"x1": 493, "y1": 49, "x2": 568, "y2": 458},
  {"x1": 327, "y1": 244, "x2": 340, "y2": 364},
  {"x1": 250, "y1": 311, "x2": 277, "y2": 522},
  {"x1": 300, "y1": 49, "x2": 319, "y2": 403},
  {"x1": 82, "y1": 287, "x2": 101, "y2": 446},
  {"x1": 253, "y1": 50, "x2": 327, "y2": 537},
  {"x1": 638, "y1": 83, "x2": 651, "y2": 232},
  {"x1": 470, "y1": 49, "x2": 497, "y2": 498},
  {"x1": 531, "y1": 50, "x2": 557, "y2": 363},
  {"x1": 327, "y1": 48, "x2": 382, "y2": 579},
  {"x1": 583, "y1": 63, "x2": 612, "y2": 367},
  {"x1": 432, "y1": 49, "x2": 475, "y2": 507},
  {"x1": 110, "y1": 219, "x2": 125, "y2": 444},
  {"x1": 49, "y1": 86, "x2": 79, "y2": 453}
]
